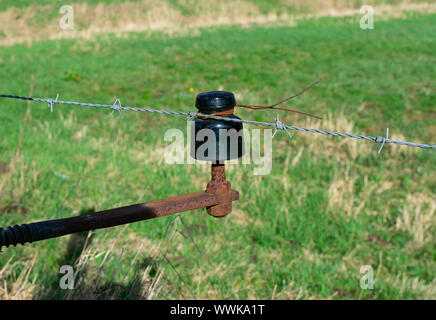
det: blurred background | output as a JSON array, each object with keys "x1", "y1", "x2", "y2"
[{"x1": 0, "y1": 0, "x2": 435, "y2": 299}]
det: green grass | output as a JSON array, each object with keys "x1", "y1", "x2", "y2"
[{"x1": 0, "y1": 12, "x2": 435, "y2": 299}]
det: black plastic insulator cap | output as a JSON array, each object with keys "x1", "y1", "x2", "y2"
[{"x1": 195, "y1": 91, "x2": 236, "y2": 114}]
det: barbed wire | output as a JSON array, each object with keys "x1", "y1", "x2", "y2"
[{"x1": 1, "y1": 94, "x2": 435, "y2": 152}]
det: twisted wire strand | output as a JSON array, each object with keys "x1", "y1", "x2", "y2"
[{"x1": 1, "y1": 94, "x2": 435, "y2": 150}]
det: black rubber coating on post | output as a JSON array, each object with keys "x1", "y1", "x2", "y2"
[{"x1": 0, "y1": 224, "x2": 33, "y2": 251}]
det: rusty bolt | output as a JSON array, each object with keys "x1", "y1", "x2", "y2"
[{"x1": 205, "y1": 163, "x2": 236, "y2": 218}]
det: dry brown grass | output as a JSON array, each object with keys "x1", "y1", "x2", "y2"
[
  {"x1": 60, "y1": 232, "x2": 164, "y2": 300},
  {"x1": 396, "y1": 193, "x2": 436, "y2": 245},
  {"x1": 0, "y1": 256, "x2": 37, "y2": 299},
  {"x1": 0, "y1": 228, "x2": 164, "y2": 299},
  {"x1": 385, "y1": 272, "x2": 436, "y2": 299},
  {"x1": 1, "y1": 1, "x2": 436, "y2": 46}
]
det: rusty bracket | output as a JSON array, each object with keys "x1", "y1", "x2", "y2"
[{"x1": 0, "y1": 163, "x2": 238, "y2": 250}]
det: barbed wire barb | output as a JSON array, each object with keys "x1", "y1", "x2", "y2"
[
  {"x1": 110, "y1": 98, "x2": 122, "y2": 118},
  {"x1": 376, "y1": 128, "x2": 389, "y2": 154},
  {"x1": 47, "y1": 93, "x2": 59, "y2": 112},
  {"x1": 272, "y1": 113, "x2": 292, "y2": 139}
]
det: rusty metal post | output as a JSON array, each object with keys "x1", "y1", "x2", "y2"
[{"x1": 0, "y1": 164, "x2": 238, "y2": 251}]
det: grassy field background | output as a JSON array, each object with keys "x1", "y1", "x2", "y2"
[{"x1": 0, "y1": 1, "x2": 435, "y2": 299}]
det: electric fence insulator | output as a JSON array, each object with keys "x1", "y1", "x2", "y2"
[{"x1": 191, "y1": 91, "x2": 244, "y2": 162}]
